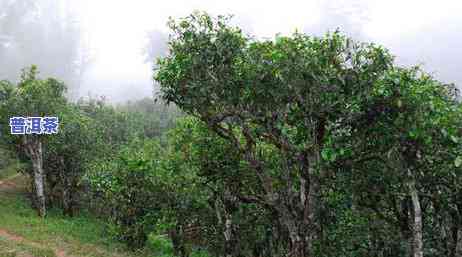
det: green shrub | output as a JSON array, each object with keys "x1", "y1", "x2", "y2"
[{"x1": 87, "y1": 139, "x2": 164, "y2": 249}]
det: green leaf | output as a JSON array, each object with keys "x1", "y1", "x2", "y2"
[
  {"x1": 455, "y1": 156, "x2": 462, "y2": 168},
  {"x1": 321, "y1": 149, "x2": 330, "y2": 161}
]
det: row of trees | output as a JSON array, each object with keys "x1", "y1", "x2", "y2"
[
  {"x1": 152, "y1": 13, "x2": 462, "y2": 257},
  {"x1": 0, "y1": 66, "x2": 180, "y2": 217},
  {"x1": 73, "y1": 12, "x2": 462, "y2": 257},
  {"x1": 1, "y1": 12, "x2": 461, "y2": 257}
]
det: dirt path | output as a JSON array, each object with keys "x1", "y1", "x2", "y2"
[
  {"x1": 0, "y1": 179, "x2": 17, "y2": 187},
  {"x1": 0, "y1": 228, "x2": 70, "y2": 257},
  {"x1": 0, "y1": 174, "x2": 19, "y2": 189},
  {"x1": 0, "y1": 177, "x2": 71, "y2": 257}
]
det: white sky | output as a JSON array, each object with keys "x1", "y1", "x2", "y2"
[{"x1": 70, "y1": 0, "x2": 462, "y2": 101}]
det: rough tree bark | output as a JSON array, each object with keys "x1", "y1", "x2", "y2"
[
  {"x1": 239, "y1": 123, "x2": 323, "y2": 257},
  {"x1": 262, "y1": 151, "x2": 320, "y2": 257},
  {"x1": 455, "y1": 227, "x2": 462, "y2": 257},
  {"x1": 215, "y1": 187, "x2": 240, "y2": 257},
  {"x1": 169, "y1": 224, "x2": 189, "y2": 257},
  {"x1": 58, "y1": 156, "x2": 74, "y2": 216},
  {"x1": 223, "y1": 209, "x2": 234, "y2": 257},
  {"x1": 408, "y1": 169, "x2": 423, "y2": 257},
  {"x1": 24, "y1": 136, "x2": 46, "y2": 217},
  {"x1": 208, "y1": 112, "x2": 325, "y2": 257},
  {"x1": 223, "y1": 187, "x2": 238, "y2": 257}
]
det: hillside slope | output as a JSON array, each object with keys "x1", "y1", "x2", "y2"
[{"x1": 0, "y1": 172, "x2": 146, "y2": 257}]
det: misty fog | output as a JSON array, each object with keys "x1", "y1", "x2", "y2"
[{"x1": 1, "y1": 0, "x2": 461, "y2": 103}]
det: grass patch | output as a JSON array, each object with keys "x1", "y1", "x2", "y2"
[
  {"x1": 0, "y1": 162, "x2": 21, "y2": 180},
  {"x1": 0, "y1": 169, "x2": 211, "y2": 257},
  {"x1": 0, "y1": 175, "x2": 140, "y2": 257},
  {"x1": 0, "y1": 236, "x2": 56, "y2": 257}
]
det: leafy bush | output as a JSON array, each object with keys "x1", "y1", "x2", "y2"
[{"x1": 87, "y1": 139, "x2": 164, "y2": 248}]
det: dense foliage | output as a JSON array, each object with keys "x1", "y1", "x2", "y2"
[
  {"x1": 154, "y1": 12, "x2": 462, "y2": 257},
  {"x1": 1, "y1": 11, "x2": 461, "y2": 257}
]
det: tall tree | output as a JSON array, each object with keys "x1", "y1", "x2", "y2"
[
  {"x1": 345, "y1": 66, "x2": 460, "y2": 256},
  {"x1": 155, "y1": 12, "x2": 394, "y2": 256},
  {"x1": 0, "y1": 66, "x2": 67, "y2": 217}
]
